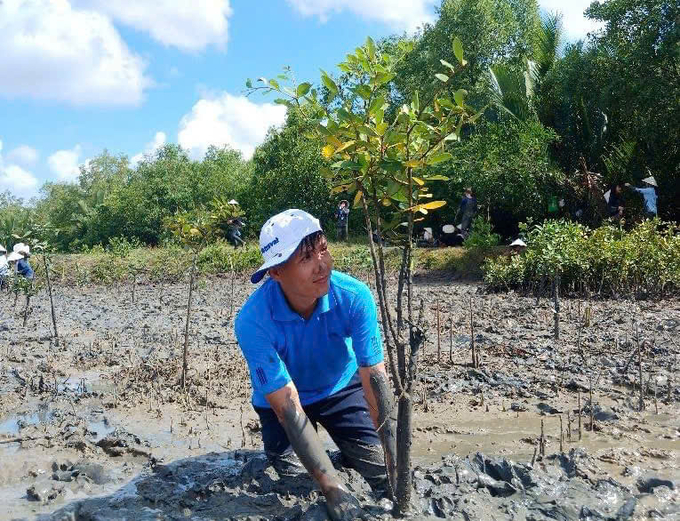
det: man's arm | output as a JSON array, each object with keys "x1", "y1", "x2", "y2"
[
  {"x1": 266, "y1": 382, "x2": 361, "y2": 521},
  {"x1": 359, "y1": 362, "x2": 397, "y2": 496}
]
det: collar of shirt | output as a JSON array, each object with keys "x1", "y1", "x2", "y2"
[{"x1": 270, "y1": 277, "x2": 337, "y2": 322}]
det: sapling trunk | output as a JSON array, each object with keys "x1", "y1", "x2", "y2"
[
  {"x1": 22, "y1": 295, "x2": 30, "y2": 327},
  {"x1": 395, "y1": 394, "x2": 412, "y2": 512},
  {"x1": 637, "y1": 325, "x2": 644, "y2": 411},
  {"x1": 42, "y1": 254, "x2": 59, "y2": 343},
  {"x1": 181, "y1": 254, "x2": 197, "y2": 389}
]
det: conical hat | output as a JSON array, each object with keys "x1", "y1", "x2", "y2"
[
  {"x1": 642, "y1": 176, "x2": 657, "y2": 187},
  {"x1": 0, "y1": 244, "x2": 6, "y2": 253},
  {"x1": 228, "y1": 199, "x2": 239, "y2": 205},
  {"x1": 510, "y1": 239, "x2": 527, "y2": 248},
  {"x1": 442, "y1": 224, "x2": 455, "y2": 234},
  {"x1": 13, "y1": 243, "x2": 27, "y2": 254},
  {"x1": 603, "y1": 190, "x2": 611, "y2": 203},
  {"x1": 7, "y1": 252, "x2": 23, "y2": 261}
]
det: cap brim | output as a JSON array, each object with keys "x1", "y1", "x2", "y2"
[{"x1": 250, "y1": 242, "x2": 300, "y2": 284}]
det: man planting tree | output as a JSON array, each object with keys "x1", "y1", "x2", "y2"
[{"x1": 235, "y1": 209, "x2": 397, "y2": 521}]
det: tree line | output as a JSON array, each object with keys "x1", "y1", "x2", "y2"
[{"x1": 3, "y1": 0, "x2": 677, "y2": 252}]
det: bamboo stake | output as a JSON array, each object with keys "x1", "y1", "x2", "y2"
[
  {"x1": 637, "y1": 325, "x2": 644, "y2": 411},
  {"x1": 436, "y1": 299, "x2": 441, "y2": 364},
  {"x1": 559, "y1": 415, "x2": 564, "y2": 453},
  {"x1": 578, "y1": 391, "x2": 582, "y2": 440},
  {"x1": 470, "y1": 296, "x2": 477, "y2": 368},
  {"x1": 449, "y1": 314, "x2": 453, "y2": 364}
]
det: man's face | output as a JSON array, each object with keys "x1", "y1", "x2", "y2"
[{"x1": 271, "y1": 235, "x2": 334, "y2": 302}]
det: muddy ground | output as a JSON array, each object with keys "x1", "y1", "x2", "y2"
[{"x1": 0, "y1": 272, "x2": 678, "y2": 520}]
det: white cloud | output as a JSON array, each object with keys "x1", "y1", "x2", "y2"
[
  {"x1": 0, "y1": 139, "x2": 40, "y2": 199},
  {"x1": 539, "y1": 0, "x2": 604, "y2": 42},
  {"x1": 286, "y1": 0, "x2": 436, "y2": 31},
  {"x1": 7, "y1": 145, "x2": 39, "y2": 167},
  {"x1": 178, "y1": 94, "x2": 287, "y2": 160},
  {"x1": 0, "y1": 0, "x2": 151, "y2": 106},
  {"x1": 48, "y1": 145, "x2": 84, "y2": 182},
  {"x1": 131, "y1": 131, "x2": 167, "y2": 166},
  {"x1": 75, "y1": 0, "x2": 232, "y2": 52}
]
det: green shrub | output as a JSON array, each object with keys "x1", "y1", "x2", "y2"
[
  {"x1": 483, "y1": 219, "x2": 680, "y2": 296},
  {"x1": 464, "y1": 217, "x2": 501, "y2": 249}
]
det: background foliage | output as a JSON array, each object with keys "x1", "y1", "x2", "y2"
[{"x1": 3, "y1": 0, "x2": 676, "y2": 252}]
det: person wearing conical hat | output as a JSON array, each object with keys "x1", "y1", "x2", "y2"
[
  {"x1": 509, "y1": 238, "x2": 527, "y2": 256},
  {"x1": 626, "y1": 174, "x2": 658, "y2": 218}
]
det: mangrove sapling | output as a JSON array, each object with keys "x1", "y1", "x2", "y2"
[
  {"x1": 247, "y1": 35, "x2": 478, "y2": 515},
  {"x1": 165, "y1": 209, "x2": 222, "y2": 390}
]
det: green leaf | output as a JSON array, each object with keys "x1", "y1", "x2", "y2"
[
  {"x1": 427, "y1": 153, "x2": 453, "y2": 165},
  {"x1": 440, "y1": 60, "x2": 455, "y2": 72},
  {"x1": 321, "y1": 70, "x2": 338, "y2": 97},
  {"x1": 274, "y1": 98, "x2": 293, "y2": 108},
  {"x1": 296, "y1": 82, "x2": 311, "y2": 97},
  {"x1": 412, "y1": 90, "x2": 420, "y2": 113},
  {"x1": 379, "y1": 159, "x2": 404, "y2": 172},
  {"x1": 368, "y1": 95, "x2": 386, "y2": 116},
  {"x1": 454, "y1": 89, "x2": 467, "y2": 107},
  {"x1": 268, "y1": 78, "x2": 280, "y2": 90},
  {"x1": 372, "y1": 72, "x2": 395, "y2": 86},
  {"x1": 354, "y1": 84, "x2": 372, "y2": 100},
  {"x1": 366, "y1": 37, "x2": 376, "y2": 60},
  {"x1": 452, "y1": 37, "x2": 465, "y2": 65},
  {"x1": 245, "y1": 78, "x2": 253, "y2": 89},
  {"x1": 424, "y1": 175, "x2": 450, "y2": 181},
  {"x1": 435, "y1": 73, "x2": 449, "y2": 83}
]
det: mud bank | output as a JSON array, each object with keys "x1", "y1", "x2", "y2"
[{"x1": 0, "y1": 275, "x2": 678, "y2": 519}]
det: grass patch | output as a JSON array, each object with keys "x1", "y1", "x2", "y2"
[{"x1": 44, "y1": 240, "x2": 494, "y2": 286}]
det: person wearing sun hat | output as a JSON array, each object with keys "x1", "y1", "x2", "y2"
[
  {"x1": 12, "y1": 243, "x2": 34, "y2": 279},
  {"x1": 626, "y1": 173, "x2": 658, "y2": 218},
  {"x1": 235, "y1": 209, "x2": 396, "y2": 520}
]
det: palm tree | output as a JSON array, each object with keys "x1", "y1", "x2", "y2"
[{"x1": 488, "y1": 12, "x2": 563, "y2": 122}]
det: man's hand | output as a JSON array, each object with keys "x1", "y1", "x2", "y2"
[{"x1": 324, "y1": 484, "x2": 363, "y2": 521}]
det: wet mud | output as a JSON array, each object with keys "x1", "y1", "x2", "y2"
[{"x1": 0, "y1": 274, "x2": 677, "y2": 520}]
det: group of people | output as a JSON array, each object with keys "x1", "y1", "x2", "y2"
[
  {"x1": 0, "y1": 242, "x2": 34, "y2": 287},
  {"x1": 606, "y1": 176, "x2": 658, "y2": 220}
]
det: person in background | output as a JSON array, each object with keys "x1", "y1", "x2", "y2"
[
  {"x1": 334, "y1": 200, "x2": 350, "y2": 241},
  {"x1": 626, "y1": 175, "x2": 658, "y2": 218},
  {"x1": 455, "y1": 187, "x2": 477, "y2": 234},
  {"x1": 508, "y1": 238, "x2": 527, "y2": 257},
  {"x1": 0, "y1": 245, "x2": 8, "y2": 288},
  {"x1": 227, "y1": 216, "x2": 246, "y2": 247},
  {"x1": 15, "y1": 244, "x2": 34, "y2": 279},
  {"x1": 606, "y1": 184, "x2": 625, "y2": 219}
]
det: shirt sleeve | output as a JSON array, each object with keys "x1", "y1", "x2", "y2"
[
  {"x1": 235, "y1": 312, "x2": 291, "y2": 397},
  {"x1": 349, "y1": 283, "x2": 384, "y2": 367}
]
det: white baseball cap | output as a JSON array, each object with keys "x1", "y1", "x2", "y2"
[{"x1": 251, "y1": 209, "x2": 322, "y2": 284}]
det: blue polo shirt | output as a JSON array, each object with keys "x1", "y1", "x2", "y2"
[{"x1": 235, "y1": 270, "x2": 383, "y2": 408}]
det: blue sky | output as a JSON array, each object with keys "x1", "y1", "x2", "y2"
[{"x1": 0, "y1": 0, "x2": 600, "y2": 201}]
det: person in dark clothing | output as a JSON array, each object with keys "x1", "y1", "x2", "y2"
[
  {"x1": 455, "y1": 188, "x2": 477, "y2": 234},
  {"x1": 607, "y1": 184, "x2": 625, "y2": 219},
  {"x1": 334, "y1": 200, "x2": 350, "y2": 241},
  {"x1": 227, "y1": 217, "x2": 246, "y2": 247}
]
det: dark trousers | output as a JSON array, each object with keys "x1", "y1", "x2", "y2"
[
  {"x1": 254, "y1": 372, "x2": 387, "y2": 492},
  {"x1": 336, "y1": 224, "x2": 348, "y2": 241}
]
